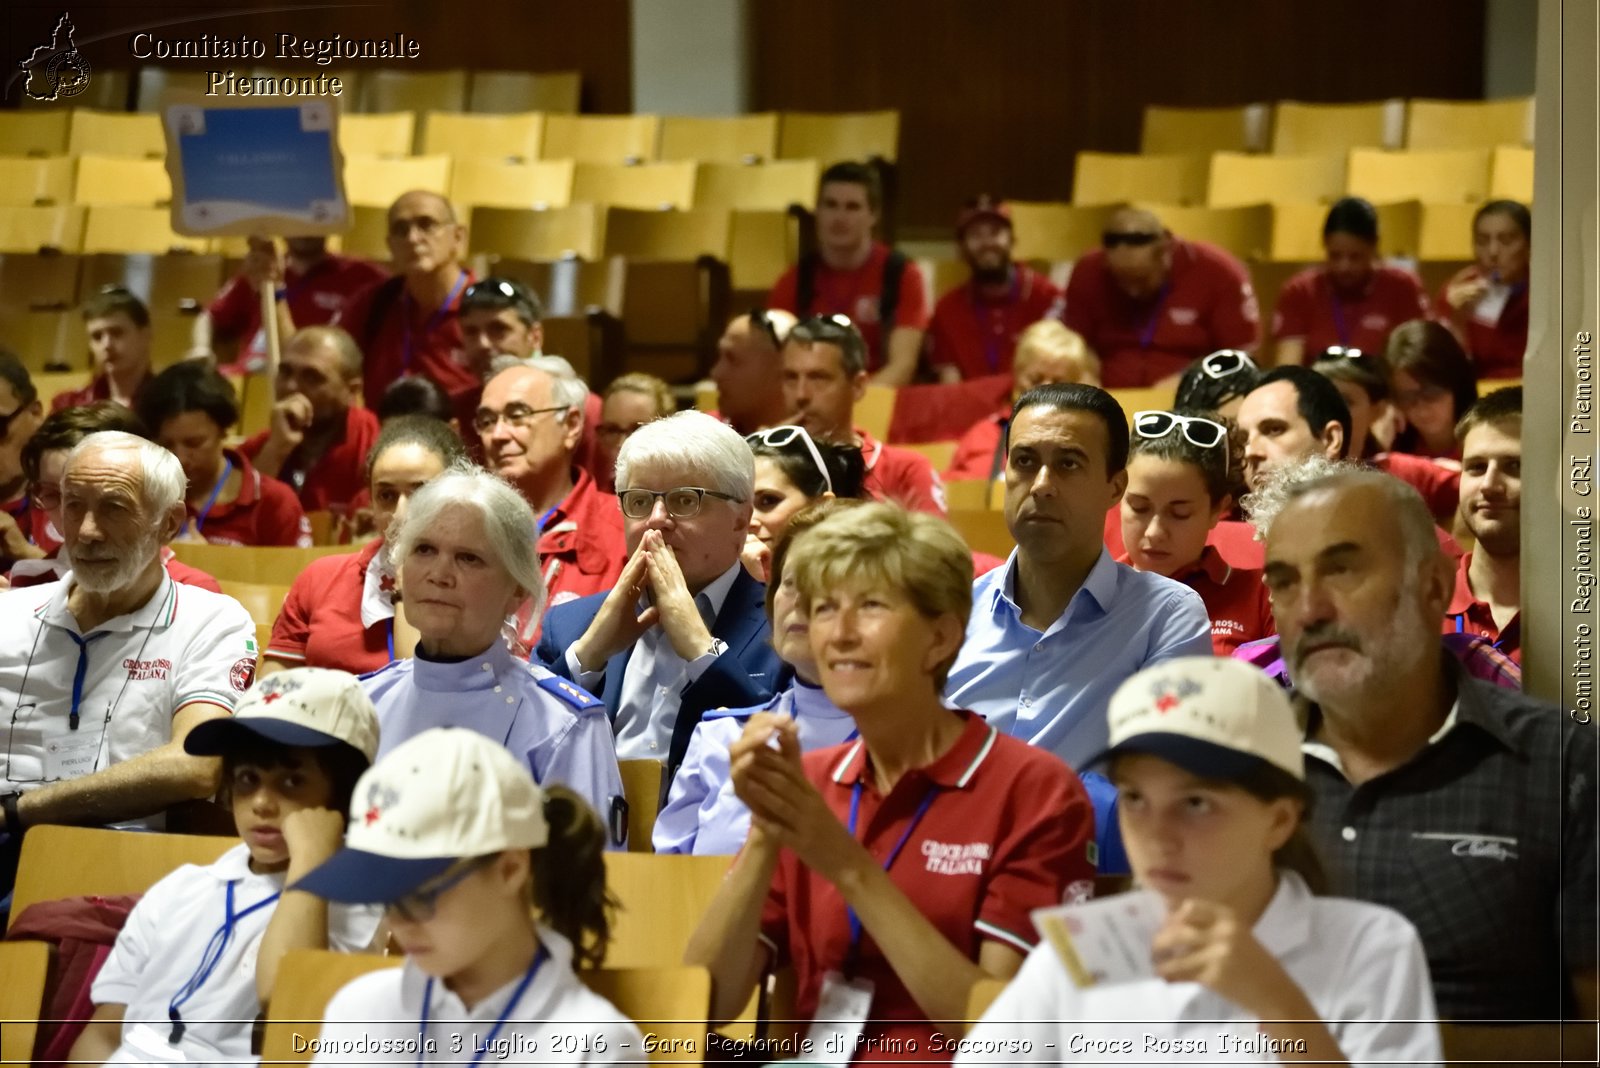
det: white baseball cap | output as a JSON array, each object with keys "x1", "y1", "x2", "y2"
[
  {"x1": 293, "y1": 728, "x2": 548, "y2": 903},
  {"x1": 185, "y1": 667, "x2": 380, "y2": 763},
  {"x1": 1088, "y1": 657, "x2": 1305, "y2": 781}
]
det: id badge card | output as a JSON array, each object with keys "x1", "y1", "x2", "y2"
[
  {"x1": 1032, "y1": 890, "x2": 1167, "y2": 988},
  {"x1": 122, "y1": 1023, "x2": 189, "y2": 1063},
  {"x1": 1472, "y1": 282, "x2": 1512, "y2": 327},
  {"x1": 44, "y1": 732, "x2": 100, "y2": 781},
  {"x1": 801, "y1": 970, "x2": 874, "y2": 1068}
]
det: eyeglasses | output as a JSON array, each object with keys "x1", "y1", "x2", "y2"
[
  {"x1": 1102, "y1": 230, "x2": 1162, "y2": 249},
  {"x1": 388, "y1": 215, "x2": 449, "y2": 239},
  {"x1": 617, "y1": 486, "x2": 742, "y2": 520},
  {"x1": 472, "y1": 402, "x2": 569, "y2": 435},
  {"x1": 1133, "y1": 410, "x2": 1229, "y2": 451},
  {"x1": 1199, "y1": 349, "x2": 1259, "y2": 380},
  {"x1": 749, "y1": 308, "x2": 781, "y2": 349},
  {"x1": 746, "y1": 424, "x2": 833, "y2": 494},
  {"x1": 385, "y1": 855, "x2": 496, "y2": 924},
  {"x1": 0, "y1": 403, "x2": 33, "y2": 441}
]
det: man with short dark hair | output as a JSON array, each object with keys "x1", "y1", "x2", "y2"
[
  {"x1": 54, "y1": 288, "x2": 154, "y2": 412},
  {"x1": 1061, "y1": 206, "x2": 1259, "y2": 388},
  {"x1": 783, "y1": 316, "x2": 945, "y2": 514},
  {"x1": 766, "y1": 162, "x2": 929, "y2": 386},
  {"x1": 945, "y1": 382, "x2": 1212, "y2": 768},
  {"x1": 1446, "y1": 386, "x2": 1522, "y2": 662},
  {"x1": 1237, "y1": 365, "x2": 1350, "y2": 495},
  {"x1": 239, "y1": 325, "x2": 378, "y2": 513},
  {"x1": 1265, "y1": 469, "x2": 1595, "y2": 1022},
  {"x1": 925, "y1": 196, "x2": 1062, "y2": 384},
  {"x1": 336, "y1": 190, "x2": 475, "y2": 411},
  {"x1": 710, "y1": 310, "x2": 795, "y2": 436}
]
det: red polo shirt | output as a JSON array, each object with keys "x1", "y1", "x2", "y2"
[
  {"x1": 768, "y1": 243, "x2": 930, "y2": 374},
  {"x1": 512, "y1": 468, "x2": 628, "y2": 649},
  {"x1": 266, "y1": 538, "x2": 392, "y2": 673},
  {"x1": 207, "y1": 253, "x2": 388, "y2": 353},
  {"x1": 1372, "y1": 451, "x2": 1461, "y2": 523},
  {"x1": 1432, "y1": 269, "x2": 1528, "y2": 379},
  {"x1": 1444, "y1": 551, "x2": 1521, "y2": 665},
  {"x1": 338, "y1": 271, "x2": 478, "y2": 411},
  {"x1": 925, "y1": 267, "x2": 1062, "y2": 380},
  {"x1": 858, "y1": 428, "x2": 946, "y2": 515},
  {"x1": 1273, "y1": 265, "x2": 1429, "y2": 359},
  {"x1": 1117, "y1": 544, "x2": 1274, "y2": 656},
  {"x1": 945, "y1": 410, "x2": 1007, "y2": 482},
  {"x1": 240, "y1": 405, "x2": 381, "y2": 513},
  {"x1": 1208, "y1": 512, "x2": 1462, "y2": 569},
  {"x1": 759, "y1": 711, "x2": 1095, "y2": 1063},
  {"x1": 1062, "y1": 239, "x2": 1259, "y2": 388},
  {"x1": 49, "y1": 371, "x2": 153, "y2": 413},
  {"x1": 192, "y1": 449, "x2": 312, "y2": 548}
]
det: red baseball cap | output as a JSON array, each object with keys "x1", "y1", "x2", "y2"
[{"x1": 956, "y1": 195, "x2": 1012, "y2": 236}]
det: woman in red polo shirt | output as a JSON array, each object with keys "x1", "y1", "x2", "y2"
[
  {"x1": 259, "y1": 416, "x2": 465, "y2": 677},
  {"x1": 688, "y1": 504, "x2": 1095, "y2": 1064},
  {"x1": 1120, "y1": 410, "x2": 1273, "y2": 657},
  {"x1": 1434, "y1": 199, "x2": 1530, "y2": 379},
  {"x1": 1385, "y1": 319, "x2": 1479, "y2": 460}
]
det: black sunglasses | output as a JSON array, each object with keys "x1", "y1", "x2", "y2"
[
  {"x1": 1102, "y1": 230, "x2": 1161, "y2": 249},
  {"x1": 749, "y1": 307, "x2": 781, "y2": 349},
  {"x1": 462, "y1": 278, "x2": 537, "y2": 318}
]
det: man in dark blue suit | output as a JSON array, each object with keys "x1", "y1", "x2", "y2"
[{"x1": 536, "y1": 411, "x2": 789, "y2": 786}]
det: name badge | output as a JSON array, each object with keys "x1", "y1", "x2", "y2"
[
  {"x1": 44, "y1": 733, "x2": 100, "y2": 781},
  {"x1": 802, "y1": 970, "x2": 874, "y2": 1068},
  {"x1": 1032, "y1": 890, "x2": 1166, "y2": 988},
  {"x1": 123, "y1": 1023, "x2": 189, "y2": 1063}
]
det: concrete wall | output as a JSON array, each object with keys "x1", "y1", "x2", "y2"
[{"x1": 632, "y1": 0, "x2": 748, "y2": 115}]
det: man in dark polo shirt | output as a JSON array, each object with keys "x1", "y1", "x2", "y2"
[{"x1": 1263, "y1": 468, "x2": 1596, "y2": 1022}]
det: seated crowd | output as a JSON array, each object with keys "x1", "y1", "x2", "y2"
[{"x1": 0, "y1": 159, "x2": 1579, "y2": 1068}]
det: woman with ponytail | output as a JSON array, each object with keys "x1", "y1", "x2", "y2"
[{"x1": 300, "y1": 728, "x2": 639, "y2": 1064}]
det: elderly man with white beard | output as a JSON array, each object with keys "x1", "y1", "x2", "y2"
[
  {"x1": 1262, "y1": 468, "x2": 1597, "y2": 1032},
  {"x1": 0, "y1": 432, "x2": 256, "y2": 891}
]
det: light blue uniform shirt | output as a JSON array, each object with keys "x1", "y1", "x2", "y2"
[
  {"x1": 652, "y1": 678, "x2": 857, "y2": 855},
  {"x1": 362, "y1": 640, "x2": 626, "y2": 845},
  {"x1": 944, "y1": 548, "x2": 1213, "y2": 770}
]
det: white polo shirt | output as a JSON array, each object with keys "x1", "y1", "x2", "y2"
[
  {"x1": 92, "y1": 843, "x2": 382, "y2": 1066},
  {"x1": 0, "y1": 572, "x2": 256, "y2": 797},
  {"x1": 957, "y1": 873, "x2": 1442, "y2": 1067},
  {"x1": 312, "y1": 926, "x2": 642, "y2": 1065}
]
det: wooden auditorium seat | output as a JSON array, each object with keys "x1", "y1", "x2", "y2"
[
  {"x1": 1072, "y1": 152, "x2": 1209, "y2": 207},
  {"x1": 450, "y1": 158, "x2": 574, "y2": 210},
  {"x1": 1345, "y1": 148, "x2": 1492, "y2": 205},
  {"x1": 1006, "y1": 201, "x2": 1115, "y2": 265},
  {"x1": 80, "y1": 207, "x2": 207, "y2": 255},
  {"x1": 0, "y1": 941, "x2": 50, "y2": 1062},
  {"x1": 169, "y1": 543, "x2": 349, "y2": 585},
  {"x1": 0, "y1": 109, "x2": 72, "y2": 156},
  {"x1": 342, "y1": 154, "x2": 453, "y2": 209},
  {"x1": 66, "y1": 109, "x2": 164, "y2": 159},
  {"x1": 777, "y1": 110, "x2": 900, "y2": 164},
  {"x1": 659, "y1": 113, "x2": 782, "y2": 163},
  {"x1": 0, "y1": 205, "x2": 86, "y2": 253},
  {"x1": 1140, "y1": 103, "x2": 1269, "y2": 155},
  {"x1": 1404, "y1": 96, "x2": 1534, "y2": 151},
  {"x1": 573, "y1": 162, "x2": 698, "y2": 211},
  {"x1": 618, "y1": 758, "x2": 664, "y2": 852},
  {"x1": 336, "y1": 112, "x2": 417, "y2": 158},
  {"x1": 692, "y1": 160, "x2": 818, "y2": 211},
  {"x1": 0, "y1": 156, "x2": 75, "y2": 206},
  {"x1": 468, "y1": 204, "x2": 605, "y2": 262},
  {"x1": 543, "y1": 114, "x2": 662, "y2": 165},
  {"x1": 420, "y1": 110, "x2": 546, "y2": 161},
  {"x1": 1270, "y1": 99, "x2": 1403, "y2": 155},
  {"x1": 71, "y1": 155, "x2": 171, "y2": 207},
  {"x1": 1205, "y1": 152, "x2": 1346, "y2": 208},
  {"x1": 217, "y1": 580, "x2": 292, "y2": 627}
]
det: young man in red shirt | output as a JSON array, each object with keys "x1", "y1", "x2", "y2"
[
  {"x1": 238, "y1": 325, "x2": 379, "y2": 515},
  {"x1": 1062, "y1": 206, "x2": 1259, "y2": 389},
  {"x1": 1272, "y1": 198, "x2": 1429, "y2": 366},
  {"x1": 53, "y1": 288, "x2": 154, "y2": 413},
  {"x1": 337, "y1": 190, "x2": 475, "y2": 412},
  {"x1": 767, "y1": 162, "x2": 929, "y2": 387},
  {"x1": 1445, "y1": 387, "x2": 1522, "y2": 663},
  {"x1": 926, "y1": 196, "x2": 1062, "y2": 383},
  {"x1": 783, "y1": 315, "x2": 945, "y2": 515}
]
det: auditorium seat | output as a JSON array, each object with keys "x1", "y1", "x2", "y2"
[
  {"x1": 1007, "y1": 201, "x2": 1115, "y2": 264},
  {"x1": 419, "y1": 110, "x2": 545, "y2": 161},
  {"x1": 856, "y1": 383, "x2": 895, "y2": 442},
  {"x1": 944, "y1": 480, "x2": 992, "y2": 511},
  {"x1": 0, "y1": 205, "x2": 86, "y2": 253},
  {"x1": 66, "y1": 109, "x2": 165, "y2": 158},
  {"x1": 450, "y1": 158, "x2": 574, "y2": 210},
  {"x1": 601, "y1": 207, "x2": 730, "y2": 260},
  {"x1": 333, "y1": 205, "x2": 391, "y2": 261},
  {"x1": 1266, "y1": 202, "x2": 1336, "y2": 262},
  {"x1": 1270, "y1": 100, "x2": 1403, "y2": 155},
  {"x1": 26, "y1": 371, "x2": 86, "y2": 410},
  {"x1": 619, "y1": 758, "x2": 663, "y2": 852},
  {"x1": 947, "y1": 509, "x2": 1014, "y2": 558},
  {"x1": 692, "y1": 161, "x2": 818, "y2": 211},
  {"x1": 133, "y1": 67, "x2": 212, "y2": 112},
  {"x1": 1205, "y1": 152, "x2": 1346, "y2": 208},
  {"x1": 80, "y1": 206, "x2": 207, "y2": 255},
  {"x1": 467, "y1": 70, "x2": 581, "y2": 114},
  {"x1": 468, "y1": 204, "x2": 604, "y2": 261},
  {"x1": 0, "y1": 942, "x2": 48, "y2": 1063},
  {"x1": 919, "y1": 257, "x2": 971, "y2": 301},
  {"x1": 659, "y1": 113, "x2": 782, "y2": 163},
  {"x1": 903, "y1": 440, "x2": 956, "y2": 471},
  {"x1": 0, "y1": 309, "x2": 77, "y2": 371},
  {"x1": 1411, "y1": 201, "x2": 1478, "y2": 261},
  {"x1": 1404, "y1": 97, "x2": 1534, "y2": 151},
  {"x1": 1072, "y1": 153, "x2": 1208, "y2": 207},
  {"x1": 1135, "y1": 203, "x2": 1272, "y2": 262},
  {"x1": 1489, "y1": 145, "x2": 1534, "y2": 202},
  {"x1": 342, "y1": 154, "x2": 452, "y2": 208},
  {"x1": 777, "y1": 110, "x2": 900, "y2": 164},
  {"x1": 20, "y1": 69, "x2": 128, "y2": 112},
  {"x1": 1346, "y1": 148, "x2": 1492, "y2": 205},
  {"x1": 359, "y1": 68, "x2": 467, "y2": 114},
  {"x1": 1141, "y1": 104, "x2": 1270, "y2": 155},
  {"x1": 541, "y1": 310, "x2": 626, "y2": 390},
  {"x1": 217, "y1": 580, "x2": 291, "y2": 626},
  {"x1": 543, "y1": 114, "x2": 662, "y2": 164},
  {"x1": 336, "y1": 111, "x2": 416, "y2": 158},
  {"x1": 72, "y1": 155, "x2": 171, "y2": 207},
  {"x1": 573, "y1": 162, "x2": 698, "y2": 211},
  {"x1": 0, "y1": 109, "x2": 72, "y2": 156},
  {"x1": 0, "y1": 156, "x2": 74, "y2": 206},
  {"x1": 169, "y1": 543, "x2": 349, "y2": 584},
  {"x1": 727, "y1": 208, "x2": 800, "y2": 291},
  {"x1": 603, "y1": 853, "x2": 733, "y2": 968},
  {"x1": 0, "y1": 251, "x2": 80, "y2": 311},
  {"x1": 259, "y1": 951, "x2": 396, "y2": 1064}
]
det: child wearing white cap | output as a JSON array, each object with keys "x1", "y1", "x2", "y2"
[
  {"x1": 68, "y1": 668, "x2": 385, "y2": 1067},
  {"x1": 296, "y1": 727, "x2": 641, "y2": 1064},
  {"x1": 959, "y1": 657, "x2": 1443, "y2": 1066}
]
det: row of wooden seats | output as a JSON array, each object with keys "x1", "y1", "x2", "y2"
[
  {"x1": 0, "y1": 153, "x2": 824, "y2": 216},
  {"x1": 2, "y1": 106, "x2": 899, "y2": 167},
  {"x1": 1072, "y1": 146, "x2": 1532, "y2": 209},
  {"x1": 1140, "y1": 97, "x2": 1533, "y2": 155}
]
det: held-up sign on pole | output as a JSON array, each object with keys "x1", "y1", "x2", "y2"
[{"x1": 162, "y1": 94, "x2": 350, "y2": 378}]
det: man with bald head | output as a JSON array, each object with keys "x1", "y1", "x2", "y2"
[
  {"x1": 1061, "y1": 206, "x2": 1259, "y2": 388},
  {"x1": 239, "y1": 325, "x2": 378, "y2": 513},
  {"x1": 337, "y1": 190, "x2": 475, "y2": 411},
  {"x1": 478, "y1": 358, "x2": 625, "y2": 629},
  {"x1": 1264, "y1": 469, "x2": 1595, "y2": 1023},
  {"x1": 710, "y1": 309, "x2": 795, "y2": 435}
]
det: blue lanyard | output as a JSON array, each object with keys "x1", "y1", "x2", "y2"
[
  {"x1": 62, "y1": 630, "x2": 109, "y2": 730},
  {"x1": 537, "y1": 506, "x2": 558, "y2": 534},
  {"x1": 402, "y1": 270, "x2": 469, "y2": 373},
  {"x1": 1137, "y1": 283, "x2": 1171, "y2": 351},
  {"x1": 386, "y1": 618, "x2": 396, "y2": 662},
  {"x1": 1454, "y1": 612, "x2": 1512, "y2": 652},
  {"x1": 1329, "y1": 291, "x2": 1351, "y2": 346},
  {"x1": 186, "y1": 458, "x2": 233, "y2": 538},
  {"x1": 168, "y1": 881, "x2": 281, "y2": 1043},
  {"x1": 970, "y1": 272, "x2": 1021, "y2": 374},
  {"x1": 843, "y1": 781, "x2": 939, "y2": 974},
  {"x1": 418, "y1": 945, "x2": 546, "y2": 1068}
]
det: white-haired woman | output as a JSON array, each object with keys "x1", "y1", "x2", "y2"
[{"x1": 361, "y1": 464, "x2": 627, "y2": 847}]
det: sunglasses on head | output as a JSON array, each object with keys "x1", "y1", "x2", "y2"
[
  {"x1": 798, "y1": 312, "x2": 856, "y2": 334},
  {"x1": 1102, "y1": 230, "x2": 1161, "y2": 249},
  {"x1": 748, "y1": 308, "x2": 781, "y2": 349},
  {"x1": 1199, "y1": 349, "x2": 1259, "y2": 380},
  {"x1": 1317, "y1": 346, "x2": 1367, "y2": 362},
  {"x1": 746, "y1": 424, "x2": 833, "y2": 494},
  {"x1": 463, "y1": 278, "x2": 535, "y2": 314},
  {"x1": 1133, "y1": 410, "x2": 1230, "y2": 467}
]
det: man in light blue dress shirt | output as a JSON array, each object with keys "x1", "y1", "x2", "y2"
[{"x1": 945, "y1": 383, "x2": 1213, "y2": 770}]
